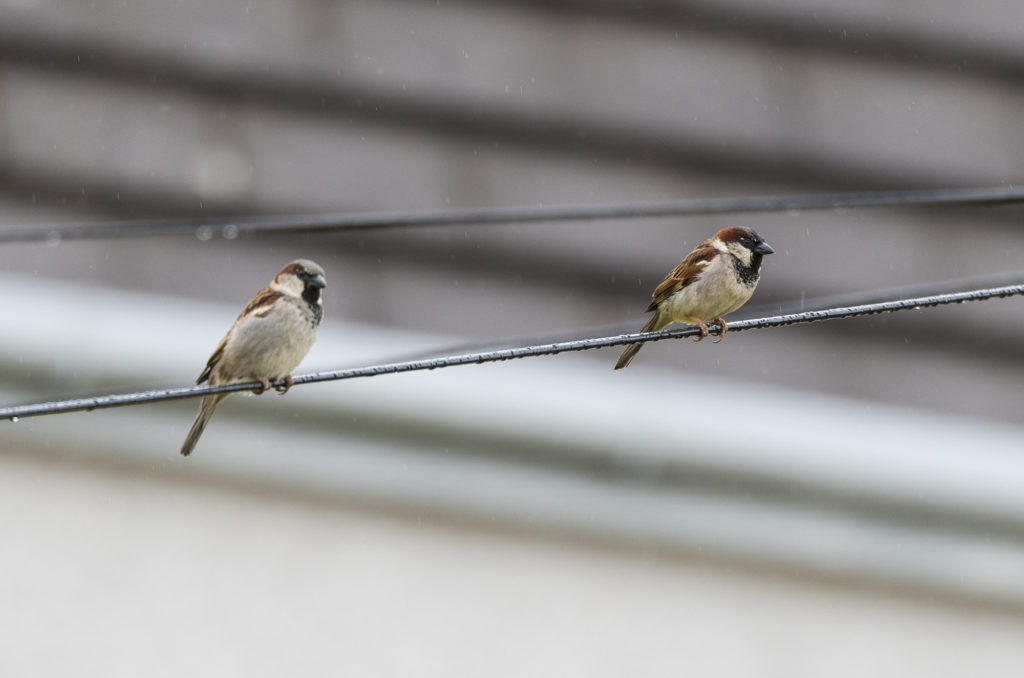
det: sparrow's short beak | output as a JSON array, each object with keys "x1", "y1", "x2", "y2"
[
  {"x1": 309, "y1": 274, "x2": 326, "y2": 289},
  {"x1": 755, "y1": 241, "x2": 775, "y2": 255}
]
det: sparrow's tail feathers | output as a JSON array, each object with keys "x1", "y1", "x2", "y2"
[
  {"x1": 180, "y1": 393, "x2": 226, "y2": 457},
  {"x1": 614, "y1": 314, "x2": 665, "y2": 370}
]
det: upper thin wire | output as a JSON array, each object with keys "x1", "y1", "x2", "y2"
[
  {"x1": 3, "y1": 282, "x2": 1022, "y2": 421},
  {"x1": 2, "y1": 185, "x2": 1023, "y2": 244}
]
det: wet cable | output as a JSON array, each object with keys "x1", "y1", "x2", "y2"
[
  {"x1": 3, "y1": 282, "x2": 1022, "y2": 421},
  {"x1": 383, "y1": 269, "x2": 1024, "y2": 363}
]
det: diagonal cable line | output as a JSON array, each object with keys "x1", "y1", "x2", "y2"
[
  {"x1": 2, "y1": 282, "x2": 1022, "y2": 421},
  {"x1": 1, "y1": 185, "x2": 1023, "y2": 244},
  {"x1": 385, "y1": 269, "x2": 1024, "y2": 363}
]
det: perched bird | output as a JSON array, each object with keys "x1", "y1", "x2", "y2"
[
  {"x1": 180, "y1": 259, "x2": 326, "y2": 456},
  {"x1": 614, "y1": 227, "x2": 773, "y2": 370}
]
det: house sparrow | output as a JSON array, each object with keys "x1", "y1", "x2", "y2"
[
  {"x1": 180, "y1": 259, "x2": 326, "y2": 456},
  {"x1": 614, "y1": 227, "x2": 773, "y2": 370}
]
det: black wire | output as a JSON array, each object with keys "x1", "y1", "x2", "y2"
[
  {"x1": 387, "y1": 269, "x2": 1024, "y2": 363},
  {"x1": 3, "y1": 282, "x2": 1022, "y2": 421},
  {"x1": 2, "y1": 185, "x2": 1023, "y2": 244}
]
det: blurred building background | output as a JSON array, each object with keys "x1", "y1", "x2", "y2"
[{"x1": 3, "y1": 0, "x2": 1024, "y2": 675}]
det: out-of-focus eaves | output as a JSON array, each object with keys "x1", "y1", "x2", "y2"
[
  {"x1": 4, "y1": 272, "x2": 1024, "y2": 609},
  {"x1": 0, "y1": 15, "x2": 992, "y2": 192},
  {"x1": 508, "y1": 0, "x2": 1024, "y2": 84}
]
